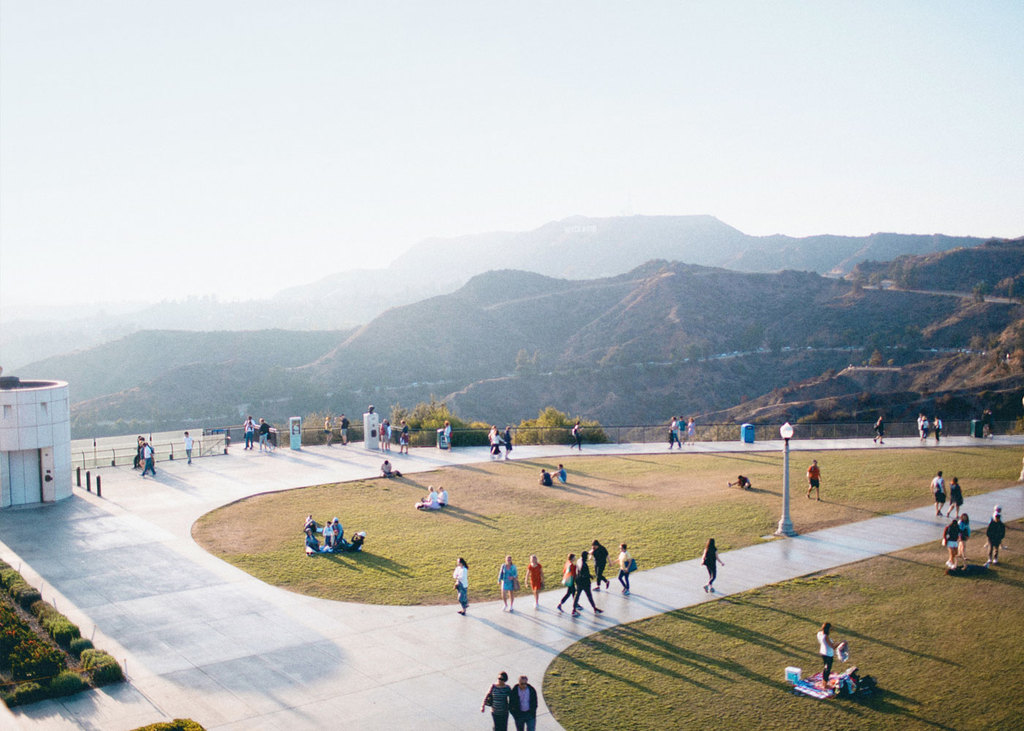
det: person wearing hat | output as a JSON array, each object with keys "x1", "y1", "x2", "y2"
[
  {"x1": 985, "y1": 507, "x2": 1006, "y2": 566},
  {"x1": 481, "y1": 671, "x2": 513, "y2": 730}
]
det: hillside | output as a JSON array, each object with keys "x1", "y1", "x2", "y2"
[
  {"x1": 2, "y1": 216, "x2": 999, "y2": 371},
  {"x1": 33, "y1": 253, "x2": 1024, "y2": 438}
]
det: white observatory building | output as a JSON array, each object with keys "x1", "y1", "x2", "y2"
[{"x1": 0, "y1": 374, "x2": 73, "y2": 507}]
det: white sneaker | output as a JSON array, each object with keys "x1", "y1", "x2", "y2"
[{"x1": 993, "y1": 558, "x2": 998, "y2": 564}]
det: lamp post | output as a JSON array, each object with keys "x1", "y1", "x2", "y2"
[{"x1": 776, "y1": 422, "x2": 797, "y2": 537}]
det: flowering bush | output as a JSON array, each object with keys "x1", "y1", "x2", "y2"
[{"x1": 9, "y1": 636, "x2": 66, "y2": 681}]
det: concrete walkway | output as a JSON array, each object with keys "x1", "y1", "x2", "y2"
[{"x1": 1, "y1": 436, "x2": 1022, "y2": 730}]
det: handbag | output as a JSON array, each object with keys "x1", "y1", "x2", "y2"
[
  {"x1": 628, "y1": 558, "x2": 638, "y2": 573},
  {"x1": 562, "y1": 571, "x2": 573, "y2": 587},
  {"x1": 512, "y1": 576, "x2": 520, "y2": 591}
]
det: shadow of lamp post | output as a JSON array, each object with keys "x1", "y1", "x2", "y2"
[{"x1": 776, "y1": 422, "x2": 797, "y2": 537}]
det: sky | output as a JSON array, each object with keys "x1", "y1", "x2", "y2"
[{"x1": 1, "y1": 1, "x2": 1022, "y2": 313}]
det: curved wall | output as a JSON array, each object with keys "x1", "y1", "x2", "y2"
[{"x1": 0, "y1": 379, "x2": 72, "y2": 507}]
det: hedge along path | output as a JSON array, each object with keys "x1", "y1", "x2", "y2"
[{"x1": 191, "y1": 447, "x2": 1022, "y2": 606}]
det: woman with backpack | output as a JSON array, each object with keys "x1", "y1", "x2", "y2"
[{"x1": 942, "y1": 518, "x2": 961, "y2": 569}]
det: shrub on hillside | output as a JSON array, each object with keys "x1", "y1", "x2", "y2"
[
  {"x1": 4, "y1": 681, "x2": 43, "y2": 707},
  {"x1": 47, "y1": 619, "x2": 81, "y2": 648},
  {"x1": 13, "y1": 584, "x2": 42, "y2": 610},
  {"x1": 81, "y1": 648, "x2": 124, "y2": 684},
  {"x1": 69, "y1": 637, "x2": 94, "y2": 658},
  {"x1": 9, "y1": 637, "x2": 66, "y2": 681},
  {"x1": 48, "y1": 670, "x2": 87, "y2": 697}
]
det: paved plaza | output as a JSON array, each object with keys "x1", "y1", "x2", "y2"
[{"x1": 1, "y1": 435, "x2": 1022, "y2": 730}]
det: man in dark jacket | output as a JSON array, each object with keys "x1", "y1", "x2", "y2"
[
  {"x1": 510, "y1": 675, "x2": 538, "y2": 731},
  {"x1": 591, "y1": 540, "x2": 611, "y2": 590},
  {"x1": 985, "y1": 506, "x2": 1006, "y2": 566}
]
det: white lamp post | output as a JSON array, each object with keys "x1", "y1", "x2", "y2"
[{"x1": 776, "y1": 422, "x2": 797, "y2": 536}]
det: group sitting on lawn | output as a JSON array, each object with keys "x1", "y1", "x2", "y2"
[
  {"x1": 304, "y1": 514, "x2": 365, "y2": 555},
  {"x1": 415, "y1": 485, "x2": 448, "y2": 510}
]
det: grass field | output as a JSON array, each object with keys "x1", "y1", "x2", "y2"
[
  {"x1": 543, "y1": 521, "x2": 1024, "y2": 731},
  {"x1": 191, "y1": 446, "x2": 1020, "y2": 605}
]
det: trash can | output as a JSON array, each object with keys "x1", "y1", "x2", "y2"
[
  {"x1": 289, "y1": 416, "x2": 302, "y2": 450},
  {"x1": 437, "y1": 428, "x2": 449, "y2": 449},
  {"x1": 741, "y1": 423, "x2": 755, "y2": 444},
  {"x1": 970, "y1": 419, "x2": 984, "y2": 438}
]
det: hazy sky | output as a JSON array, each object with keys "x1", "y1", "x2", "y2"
[{"x1": 2, "y1": 1, "x2": 1022, "y2": 312}]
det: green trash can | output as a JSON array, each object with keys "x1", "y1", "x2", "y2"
[{"x1": 970, "y1": 419, "x2": 984, "y2": 438}]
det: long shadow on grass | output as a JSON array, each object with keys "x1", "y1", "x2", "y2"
[
  {"x1": 437, "y1": 505, "x2": 499, "y2": 529},
  {"x1": 320, "y1": 552, "x2": 411, "y2": 578},
  {"x1": 726, "y1": 596, "x2": 957, "y2": 667}
]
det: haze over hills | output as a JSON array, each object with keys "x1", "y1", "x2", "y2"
[
  {"x1": 25, "y1": 244, "x2": 1023, "y2": 438},
  {"x1": 1, "y1": 216, "x2": 1002, "y2": 370}
]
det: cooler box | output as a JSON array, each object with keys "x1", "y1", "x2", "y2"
[
  {"x1": 741, "y1": 423, "x2": 755, "y2": 444},
  {"x1": 785, "y1": 667, "x2": 802, "y2": 683},
  {"x1": 970, "y1": 419, "x2": 984, "y2": 438}
]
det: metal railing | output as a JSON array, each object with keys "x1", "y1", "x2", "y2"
[
  {"x1": 71, "y1": 433, "x2": 226, "y2": 471},
  {"x1": 70, "y1": 419, "x2": 1014, "y2": 469},
  {"x1": 241, "y1": 419, "x2": 1018, "y2": 450}
]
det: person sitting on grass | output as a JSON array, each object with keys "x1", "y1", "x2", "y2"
[
  {"x1": 305, "y1": 528, "x2": 320, "y2": 556},
  {"x1": 330, "y1": 517, "x2": 343, "y2": 546},
  {"x1": 381, "y1": 460, "x2": 402, "y2": 478},
  {"x1": 416, "y1": 486, "x2": 441, "y2": 510},
  {"x1": 540, "y1": 469, "x2": 553, "y2": 487},
  {"x1": 437, "y1": 487, "x2": 448, "y2": 507},
  {"x1": 728, "y1": 475, "x2": 752, "y2": 489},
  {"x1": 323, "y1": 522, "x2": 335, "y2": 550},
  {"x1": 557, "y1": 464, "x2": 567, "y2": 484},
  {"x1": 304, "y1": 514, "x2": 319, "y2": 534}
]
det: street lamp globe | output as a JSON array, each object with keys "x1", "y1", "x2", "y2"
[{"x1": 780, "y1": 422, "x2": 794, "y2": 440}]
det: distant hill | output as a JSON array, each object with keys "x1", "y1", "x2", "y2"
[
  {"x1": 39, "y1": 254, "x2": 1024, "y2": 438},
  {"x1": 852, "y1": 237, "x2": 1024, "y2": 297},
  {"x1": 3, "y1": 216, "x2": 1002, "y2": 370}
]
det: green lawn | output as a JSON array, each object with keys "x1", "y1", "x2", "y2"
[
  {"x1": 544, "y1": 524, "x2": 1024, "y2": 730},
  {"x1": 191, "y1": 446, "x2": 1020, "y2": 605}
]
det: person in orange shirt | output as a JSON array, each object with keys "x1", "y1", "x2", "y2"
[{"x1": 806, "y1": 459, "x2": 821, "y2": 500}]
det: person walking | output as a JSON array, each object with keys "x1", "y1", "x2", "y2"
[
  {"x1": 817, "y1": 622, "x2": 840, "y2": 689},
  {"x1": 931, "y1": 471, "x2": 946, "y2": 516},
  {"x1": 668, "y1": 417, "x2": 681, "y2": 450},
  {"x1": 701, "y1": 538, "x2": 725, "y2": 593},
  {"x1": 918, "y1": 413, "x2": 929, "y2": 443},
  {"x1": 498, "y1": 555, "x2": 518, "y2": 613},
  {"x1": 133, "y1": 435, "x2": 144, "y2": 469},
  {"x1": 526, "y1": 555, "x2": 543, "y2": 609},
  {"x1": 324, "y1": 416, "x2": 334, "y2": 446},
  {"x1": 686, "y1": 417, "x2": 697, "y2": 445},
  {"x1": 556, "y1": 553, "x2": 577, "y2": 613},
  {"x1": 933, "y1": 416, "x2": 943, "y2": 444},
  {"x1": 957, "y1": 514, "x2": 971, "y2": 566},
  {"x1": 985, "y1": 506, "x2": 1006, "y2": 566},
  {"x1": 510, "y1": 675, "x2": 538, "y2": 731},
  {"x1": 481, "y1": 671, "x2": 513, "y2": 731},
  {"x1": 618, "y1": 543, "x2": 633, "y2": 595},
  {"x1": 140, "y1": 440, "x2": 156, "y2": 477},
  {"x1": 591, "y1": 540, "x2": 611, "y2": 590},
  {"x1": 571, "y1": 420, "x2": 582, "y2": 450},
  {"x1": 453, "y1": 557, "x2": 469, "y2": 615},
  {"x1": 183, "y1": 431, "x2": 194, "y2": 465},
  {"x1": 572, "y1": 550, "x2": 602, "y2": 616},
  {"x1": 943, "y1": 517, "x2": 961, "y2": 569},
  {"x1": 873, "y1": 415, "x2": 885, "y2": 444},
  {"x1": 503, "y1": 425, "x2": 513, "y2": 460},
  {"x1": 946, "y1": 477, "x2": 964, "y2": 518},
  {"x1": 806, "y1": 459, "x2": 821, "y2": 500}
]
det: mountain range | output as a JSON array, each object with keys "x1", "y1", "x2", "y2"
[
  {"x1": 24, "y1": 234, "x2": 1023, "y2": 438},
  {"x1": 1, "y1": 215, "x2": 999, "y2": 370}
]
